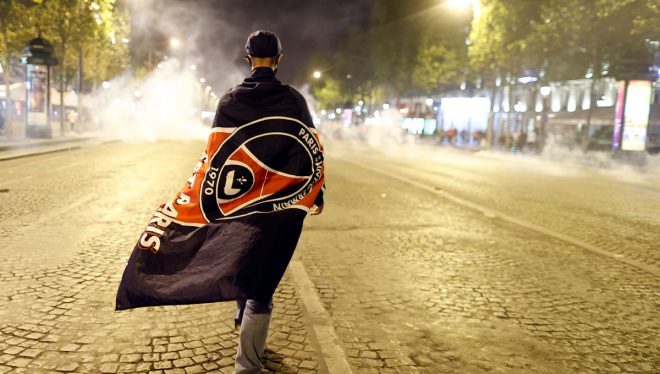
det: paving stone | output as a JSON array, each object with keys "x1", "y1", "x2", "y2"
[{"x1": 100, "y1": 363, "x2": 120, "y2": 373}]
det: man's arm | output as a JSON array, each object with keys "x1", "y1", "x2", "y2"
[
  {"x1": 311, "y1": 184, "x2": 325, "y2": 215},
  {"x1": 291, "y1": 87, "x2": 326, "y2": 215}
]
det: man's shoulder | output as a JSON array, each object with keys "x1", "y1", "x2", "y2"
[
  {"x1": 283, "y1": 85, "x2": 310, "y2": 112},
  {"x1": 285, "y1": 85, "x2": 307, "y2": 102}
]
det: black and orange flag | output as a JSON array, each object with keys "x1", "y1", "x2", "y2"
[{"x1": 116, "y1": 116, "x2": 324, "y2": 310}]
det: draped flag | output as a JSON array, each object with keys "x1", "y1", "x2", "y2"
[{"x1": 116, "y1": 116, "x2": 324, "y2": 310}]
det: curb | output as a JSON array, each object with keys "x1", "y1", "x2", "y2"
[{"x1": 0, "y1": 137, "x2": 119, "y2": 162}]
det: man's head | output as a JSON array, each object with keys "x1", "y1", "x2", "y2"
[{"x1": 245, "y1": 30, "x2": 283, "y2": 71}]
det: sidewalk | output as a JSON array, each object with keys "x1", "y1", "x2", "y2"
[{"x1": 0, "y1": 132, "x2": 111, "y2": 161}]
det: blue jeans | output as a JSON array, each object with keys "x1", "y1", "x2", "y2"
[{"x1": 234, "y1": 299, "x2": 273, "y2": 374}]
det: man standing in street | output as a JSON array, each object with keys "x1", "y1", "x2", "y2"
[
  {"x1": 116, "y1": 30, "x2": 325, "y2": 374},
  {"x1": 225, "y1": 29, "x2": 325, "y2": 373}
]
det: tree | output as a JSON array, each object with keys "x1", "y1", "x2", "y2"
[
  {"x1": 37, "y1": 0, "x2": 91, "y2": 133},
  {"x1": 34, "y1": 0, "x2": 129, "y2": 133},
  {"x1": 538, "y1": 0, "x2": 658, "y2": 149},
  {"x1": 469, "y1": 0, "x2": 544, "y2": 147},
  {"x1": 368, "y1": 0, "x2": 431, "y2": 104},
  {"x1": 413, "y1": 38, "x2": 464, "y2": 93},
  {"x1": 312, "y1": 78, "x2": 349, "y2": 110},
  {"x1": 83, "y1": 1, "x2": 130, "y2": 89},
  {"x1": 0, "y1": 0, "x2": 33, "y2": 138}
]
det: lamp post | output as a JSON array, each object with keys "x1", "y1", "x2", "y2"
[{"x1": 21, "y1": 36, "x2": 58, "y2": 138}]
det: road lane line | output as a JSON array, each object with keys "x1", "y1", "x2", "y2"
[
  {"x1": 289, "y1": 260, "x2": 353, "y2": 374},
  {"x1": 52, "y1": 161, "x2": 85, "y2": 172},
  {"x1": 339, "y1": 156, "x2": 660, "y2": 278},
  {"x1": 1, "y1": 155, "x2": 67, "y2": 174},
  {"x1": 1, "y1": 175, "x2": 34, "y2": 187}
]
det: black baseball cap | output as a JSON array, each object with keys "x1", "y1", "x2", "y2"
[{"x1": 245, "y1": 30, "x2": 283, "y2": 58}]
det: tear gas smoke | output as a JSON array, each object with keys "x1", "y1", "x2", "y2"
[
  {"x1": 97, "y1": 59, "x2": 220, "y2": 142},
  {"x1": 95, "y1": 0, "x2": 244, "y2": 142},
  {"x1": 320, "y1": 113, "x2": 659, "y2": 187}
]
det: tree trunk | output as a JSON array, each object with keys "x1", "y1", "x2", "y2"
[
  {"x1": 76, "y1": 46, "x2": 82, "y2": 132},
  {"x1": 2, "y1": 27, "x2": 14, "y2": 139},
  {"x1": 486, "y1": 79, "x2": 496, "y2": 149},
  {"x1": 583, "y1": 49, "x2": 600, "y2": 151},
  {"x1": 59, "y1": 44, "x2": 66, "y2": 136},
  {"x1": 505, "y1": 81, "x2": 514, "y2": 149},
  {"x1": 583, "y1": 73, "x2": 598, "y2": 151}
]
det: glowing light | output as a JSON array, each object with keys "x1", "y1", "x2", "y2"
[
  {"x1": 102, "y1": 81, "x2": 111, "y2": 89},
  {"x1": 189, "y1": 64, "x2": 197, "y2": 71},
  {"x1": 440, "y1": 97, "x2": 490, "y2": 134},
  {"x1": 199, "y1": 78, "x2": 206, "y2": 83},
  {"x1": 517, "y1": 76, "x2": 537, "y2": 84},
  {"x1": 358, "y1": 100, "x2": 364, "y2": 106},
  {"x1": 597, "y1": 95, "x2": 613, "y2": 107},
  {"x1": 313, "y1": 71, "x2": 321, "y2": 79},
  {"x1": 472, "y1": 0, "x2": 481, "y2": 18},
  {"x1": 320, "y1": 109, "x2": 327, "y2": 115},
  {"x1": 425, "y1": 98, "x2": 434, "y2": 106},
  {"x1": 447, "y1": 0, "x2": 472, "y2": 9},
  {"x1": 567, "y1": 95, "x2": 577, "y2": 112},
  {"x1": 540, "y1": 86, "x2": 551, "y2": 96},
  {"x1": 382, "y1": 103, "x2": 390, "y2": 110},
  {"x1": 169, "y1": 37, "x2": 181, "y2": 50},
  {"x1": 513, "y1": 101, "x2": 527, "y2": 112},
  {"x1": 335, "y1": 108, "x2": 341, "y2": 114},
  {"x1": 121, "y1": 38, "x2": 130, "y2": 44},
  {"x1": 585, "y1": 67, "x2": 594, "y2": 79}
]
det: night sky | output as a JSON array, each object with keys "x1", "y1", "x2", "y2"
[{"x1": 127, "y1": 0, "x2": 373, "y2": 90}]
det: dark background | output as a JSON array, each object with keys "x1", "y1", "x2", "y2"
[{"x1": 128, "y1": 0, "x2": 373, "y2": 88}]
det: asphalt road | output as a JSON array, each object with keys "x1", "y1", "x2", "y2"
[{"x1": 0, "y1": 137, "x2": 657, "y2": 373}]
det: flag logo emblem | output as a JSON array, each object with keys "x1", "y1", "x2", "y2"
[{"x1": 200, "y1": 117, "x2": 323, "y2": 221}]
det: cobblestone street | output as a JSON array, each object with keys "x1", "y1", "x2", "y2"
[{"x1": 0, "y1": 139, "x2": 658, "y2": 373}]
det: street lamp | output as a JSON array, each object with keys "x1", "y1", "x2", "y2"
[
  {"x1": 169, "y1": 37, "x2": 181, "y2": 50},
  {"x1": 446, "y1": 0, "x2": 470, "y2": 9},
  {"x1": 21, "y1": 36, "x2": 58, "y2": 138},
  {"x1": 313, "y1": 71, "x2": 322, "y2": 79},
  {"x1": 446, "y1": 0, "x2": 480, "y2": 14}
]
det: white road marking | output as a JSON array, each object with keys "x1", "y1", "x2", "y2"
[
  {"x1": 52, "y1": 161, "x2": 85, "y2": 172},
  {"x1": 340, "y1": 157, "x2": 660, "y2": 278},
  {"x1": 1, "y1": 175, "x2": 34, "y2": 186},
  {"x1": 1, "y1": 154, "x2": 66, "y2": 173},
  {"x1": 289, "y1": 260, "x2": 353, "y2": 374}
]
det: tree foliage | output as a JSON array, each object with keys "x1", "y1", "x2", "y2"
[
  {"x1": 0, "y1": 0, "x2": 33, "y2": 128},
  {"x1": 413, "y1": 40, "x2": 464, "y2": 92},
  {"x1": 312, "y1": 77, "x2": 348, "y2": 109},
  {"x1": 1, "y1": 0, "x2": 129, "y2": 92},
  {"x1": 306, "y1": 0, "x2": 658, "y2": 110}
]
